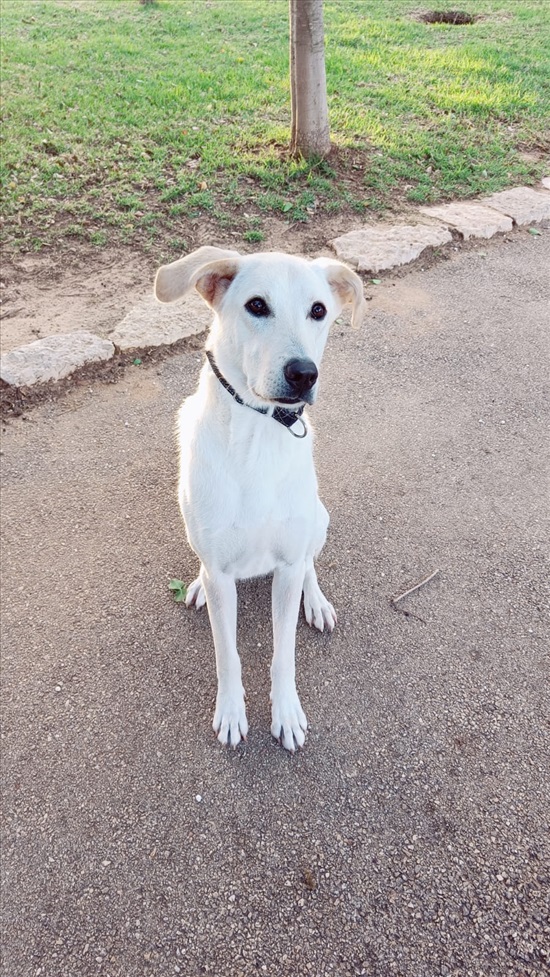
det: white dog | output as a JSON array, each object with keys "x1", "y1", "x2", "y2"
[{"x1": 155, "y1": 247, "x2": 365, "y2": 751}]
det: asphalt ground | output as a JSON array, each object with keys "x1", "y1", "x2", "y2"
[{"x1": 1, "y1": 230, "x2": 549, "y2": 976}]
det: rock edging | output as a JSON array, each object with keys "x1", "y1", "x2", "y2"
[
  {"x1": 331, "y1": 184, "x2": 549, "y2": 272},
  {"x1": 0, "y1": 332, "x2": 115, "y2": 388}
]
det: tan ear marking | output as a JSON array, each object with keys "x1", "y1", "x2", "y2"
[
  {"x1": 314, "y1": 258, "x2": 366, "y2": 328},
  {"x1": 195, "y1": 264, "x2": 239, "y2": 309},
  {"x1": 154, "y1": 246, "x2": 240, "y2": 304}
]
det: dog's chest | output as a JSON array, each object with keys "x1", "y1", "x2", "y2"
[
  {"x1": 216, "y1": 474, "x2": 317, "y2": 578},
  {"x1": 180, "y1": 411, "x2": 319, "y2": 577}
]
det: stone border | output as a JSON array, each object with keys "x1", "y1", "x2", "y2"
[
  {"x1": 0, "y1": 332, "x2": 206, "y2": 420},
  {"x1": 1, "y1": 180, "x2": 549, "y2": 391},
  {"x1": 0, "y1": 332, "x2": 115, "y2": 388},
  {"x1": 0, "y1": 292, "x2": 209, "y2": 390},
  {"x1": 331, "y1": 184, "x2": 549, "y2": 272}
]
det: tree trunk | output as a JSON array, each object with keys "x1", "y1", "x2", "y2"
[{"x1": 289, "y1": 0, "x2": 330, "y2": 158}]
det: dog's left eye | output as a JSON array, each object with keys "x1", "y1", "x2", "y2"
[
  {"x1": 245, "y1": 296, "x2": 271, "y2": 317},
  {"x1": 310, "y1": 302, "x2": 327, "y2": 321}
]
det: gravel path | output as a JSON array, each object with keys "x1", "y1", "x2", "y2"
[{"x1": 1, "y1": 230, "x2": 549, "y2": 976}]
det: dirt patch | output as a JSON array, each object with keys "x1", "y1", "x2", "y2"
[
  {"x1": 0, "y1": 247, "x2": 155, "y2": 355},
  {"x1": 0, "y1": 207, "x2": 419, "y2": 356},
  {"x1": 419, "y1": 10, "x2": 477, "y2": 25}
]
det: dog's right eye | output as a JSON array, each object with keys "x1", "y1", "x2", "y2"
[{"x1": 245, "y1": 297, "x2": 271, "y2": 317}]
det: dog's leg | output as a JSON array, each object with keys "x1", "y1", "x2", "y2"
[
  {"x1": 302, "y1": 499, "x2": 337, "y2": 632},
  {"x1": 303, "y1": 562, "x2": 337, "y2": 632},
  {"x1": 200, "y1": 567, "x2": 248, "y2": 747},
  {"x1": 270, "y1": 566, "x2": 308, "y2": 752}
]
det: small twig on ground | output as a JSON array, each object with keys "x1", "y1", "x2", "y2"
[
  {"x1": 389, "y1": 569, "x2": 440, "y2": 624},
  {"x1": 391, "y1": 569, "x2": 440, "y2": 605}
]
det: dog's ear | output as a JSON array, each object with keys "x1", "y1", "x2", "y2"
[
  {"x1": 194, "y1": 259, "x2": 240, "y2": 309},
  {"x1": 313, "y1": 258, "x2": 366, "y2": 329},
  {"x1": 155, "y1": 246, "x2": 240, "y2": 304}
]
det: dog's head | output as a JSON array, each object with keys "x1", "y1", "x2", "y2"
[{"x1": 155, "y1": 247, "x2": 365, "y2": 408}]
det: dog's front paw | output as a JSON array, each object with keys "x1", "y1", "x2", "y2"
[
  {"x1": 213, "y1": 689, "x2": 248, "y2": 747},
  {"x1": 271, "y1": 690, "x2": 307, "y2": 753},
  {"x1": 185, "y1": 576, "x2": 206, "y2": 610},
  {"x1": 303, "y1": 579, "x2": 337, "y2": 632}
]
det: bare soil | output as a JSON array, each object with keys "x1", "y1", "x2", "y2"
[
  {"x1": 0, "y1": 247, "x2": 154, "y2": 355},
  {"x1": 419, "y1": 10, "x2": 477, "y2": 25},
  {"x1": 0, "y1": 200, "x2": 424, "y2": 356}
]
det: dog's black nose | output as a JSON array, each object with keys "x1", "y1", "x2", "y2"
[{"x1": 283, "y1": 358, "x2": 318, "y2": 395}]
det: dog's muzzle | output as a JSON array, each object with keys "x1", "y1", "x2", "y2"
[{"x1": 282, "y1": 358, "x2": 318, "y2": 401}]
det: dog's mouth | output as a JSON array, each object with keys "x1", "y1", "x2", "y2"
[
  {"x1": 272, "y1": 395, "x2": 303, "y2": 406},
  {"x1": 251, "y1": 389, "x2": 308, "y2": 409}
]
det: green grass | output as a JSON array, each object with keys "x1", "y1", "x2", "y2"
[{"x1": 1, "y1": 0, "x2": 549, "y2": 253}]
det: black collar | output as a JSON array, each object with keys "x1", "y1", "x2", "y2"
[{"x1": 205, "y1": 350, "x2": 307, "y2": 438}]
